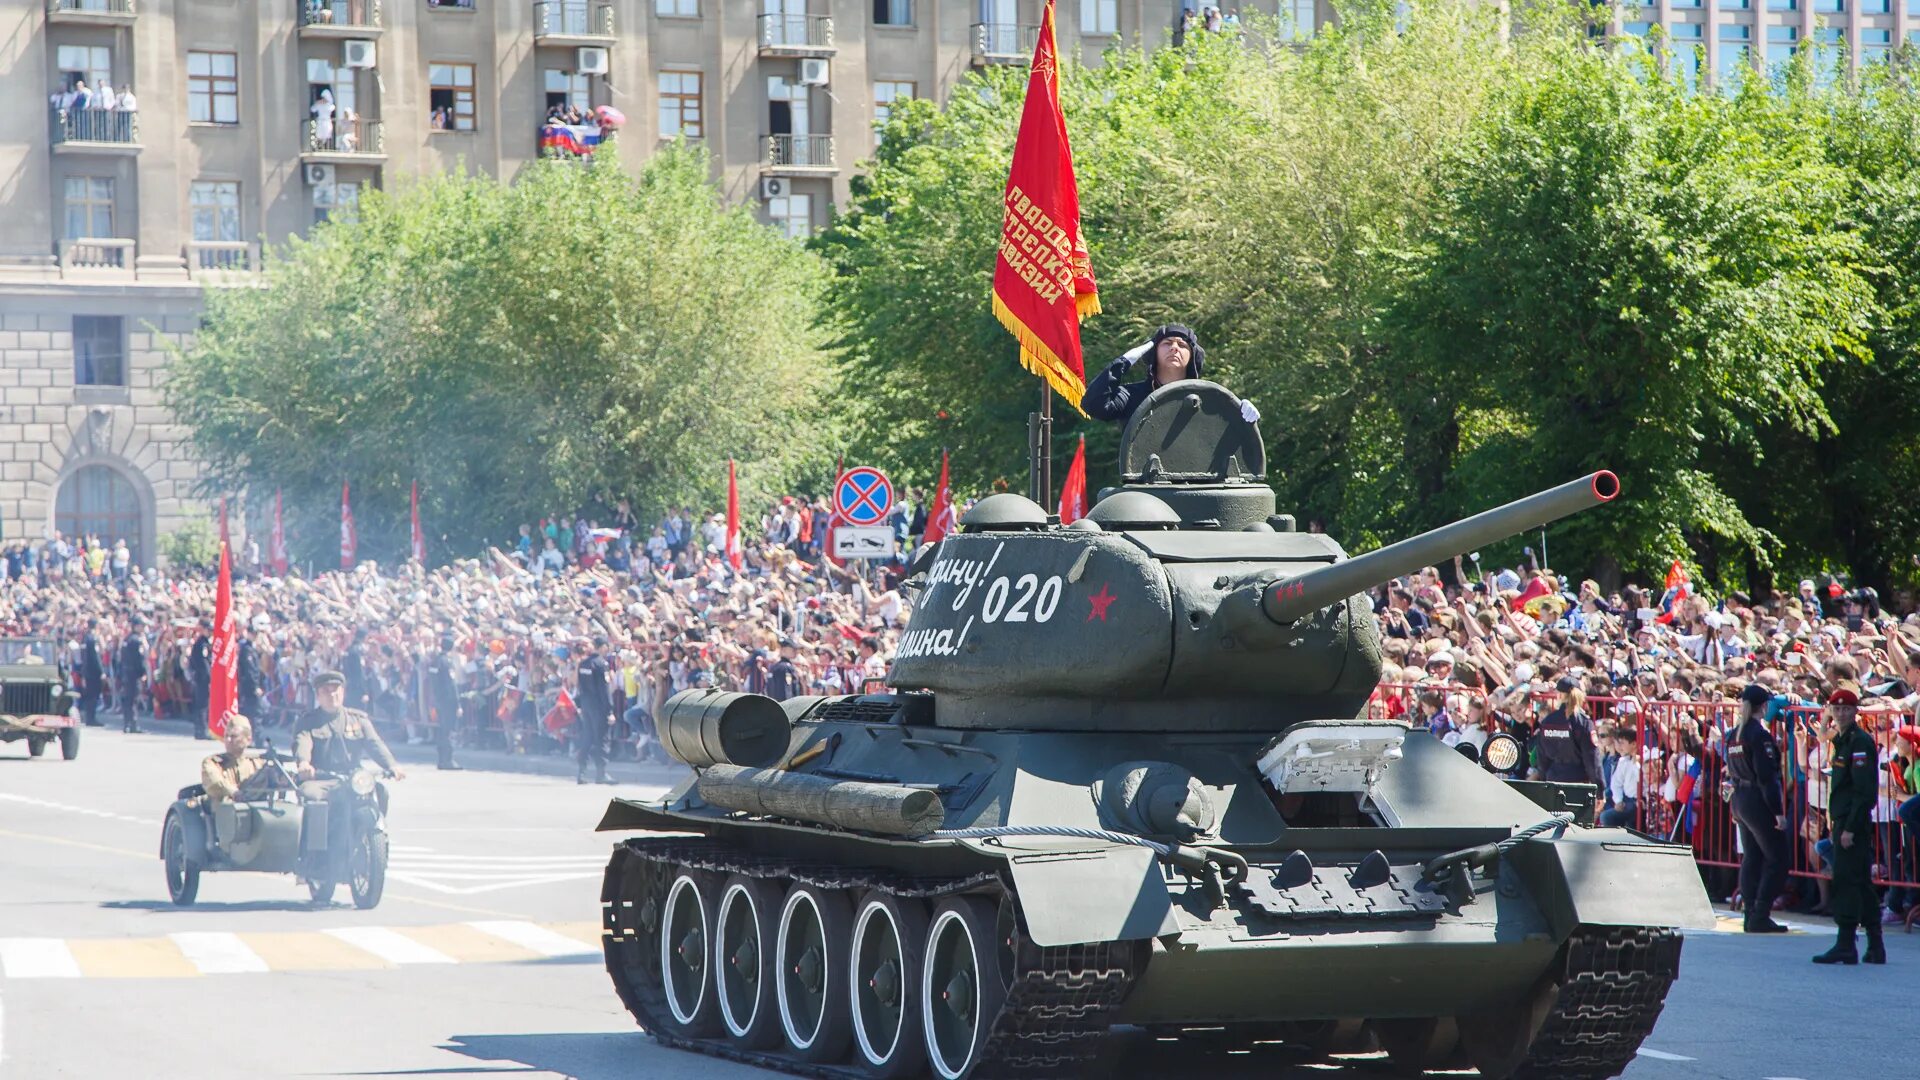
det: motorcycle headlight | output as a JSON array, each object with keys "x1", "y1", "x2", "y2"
[
  {"x1": 350, "y1": 769, "x2": 378, "y2": 797},
  {"x1": 1484, "y1": 733, "x2": 1522, "y2": 774}
]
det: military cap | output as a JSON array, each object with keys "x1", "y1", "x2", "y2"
[{"x1": 310, "y1": 670, "x2": 346, "y2": 688}]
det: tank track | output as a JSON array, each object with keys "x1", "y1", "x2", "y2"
[
  {"x1": 1515, "y1": 926, "x2": 1684, "y2": 1080},
  {"x1": 601, "y1": 835, "x2": 1143, "y2": 1079}
]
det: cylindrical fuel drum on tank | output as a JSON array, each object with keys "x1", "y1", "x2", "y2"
[
  {"x1": 696, "y1": 764, "x2": 946, "y2": 837},
  {"x1": 658, "y1": 690, "x2": 790, "y2": 769}
]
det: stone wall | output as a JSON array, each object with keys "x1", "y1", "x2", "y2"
[{"x1": 0, "y1": 284, "x2": 217, "y2": 564}]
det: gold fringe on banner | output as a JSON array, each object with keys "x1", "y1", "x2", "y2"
[{"x1": 993, "y1": 291, "x2": 1089, "y2": 416}]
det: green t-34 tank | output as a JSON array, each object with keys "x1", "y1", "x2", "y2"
[{"x1": 595, "y1": 380, "x2": 1713, "y2": 1079}]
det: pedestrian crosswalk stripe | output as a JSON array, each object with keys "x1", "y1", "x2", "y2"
[
  {"x1": 169, "y1": 931, "x2": 269, "y2": 974},
  {"x1": 321, "y1": 926, "x2": 455, "y2": 965},
  {"x1": 0, "y1": 939, "x2": 80, "y2": 979},
  {"x1": 467, "y1": 920, "x2": 597, "y2": 958},
  {"x1": 0, "y1": 922, "x2": 607, "y2": 979}
]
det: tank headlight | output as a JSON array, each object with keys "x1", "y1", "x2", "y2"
[
  {"x1": 1484, "y1": 734, "x2": 1522, "y2": 773},
  {"x1": 350, "y1": 769, "x2": 378, "y2": 797}
]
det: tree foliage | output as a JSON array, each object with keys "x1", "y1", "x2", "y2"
[{"x1": 168, "y1": 146, "x2": 836, "y2": 563}]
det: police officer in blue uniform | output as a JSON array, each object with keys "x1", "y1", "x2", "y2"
[{"x1": 1729, "y1": 683, "x2": 1790, "y2": 933}]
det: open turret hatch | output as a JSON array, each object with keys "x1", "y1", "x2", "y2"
[{"x1": 1117, "y1": 381, "x2": 1267, "y2": 484}]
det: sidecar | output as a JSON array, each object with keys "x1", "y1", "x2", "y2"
[{"x1": 159, "y1": 750, "x2": 311, "y2": 905}]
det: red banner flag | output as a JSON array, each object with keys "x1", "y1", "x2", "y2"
[
  {"x1": 1058, "y1": 435, "x2": 1088, "y2": 523},
  {"x1": 410, "y1": 480, "x2": 427, "y2": 564},
  {"x1": 339, "y1": 481, "x2": 356, "y2": 570},
  {"x1": 208, "y1": 542, "x2": 237, "y2": 737},
  {"x1": 992, "y1": 0, "x2": 1099, "y2": 411},
  {"x1": 725, "y1": 460, "x2": 743, "y2": 571},
  {"x1": 924, "y1": 450, "x2": 956, "y2": 546},
  {"x1": 269, "y1": 489, "x2": 288, "y2": 576}
]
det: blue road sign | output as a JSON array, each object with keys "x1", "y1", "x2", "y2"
[{"x1": 834, "y1": 467, "x2": 894, "y2": 526}]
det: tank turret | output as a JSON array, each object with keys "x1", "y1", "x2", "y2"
[{"x1": 888, "y1": 381, "x2": 1616, "y2": 731}]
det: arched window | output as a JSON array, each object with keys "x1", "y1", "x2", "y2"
[{"x1": 56, "y1": 466, "x2": 144, "y2": 566}]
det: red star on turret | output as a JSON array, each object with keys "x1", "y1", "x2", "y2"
[{"x1": 1087, "y1": 583, "x2": 1116, "y2": 621}]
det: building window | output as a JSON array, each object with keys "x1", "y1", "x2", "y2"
[
  {"x1": 73, "y1": 316, "x2": 125, "y2": 387},
  {"x1": 1765, "y1": 0, "x2": 1795, "y2": 9},
  {"x1": 1282, "y1": 0, "x2": 1313, "y2": 40},
  {"x1": 56, "y1": 466, "x2": 144, "y2": 566},
  {"x1": 1811, "y1": 0, "x2": 1842, "y2": 9},
  {"x1": 1668, "y1": 0, "x2": 1701, "y2": 7},
  {"x1": 1765, "y1": 24, "x2": 1796, "y2": 70},
  {"x1": 545, "y1": 69, "x2": 590, "y2": 113},
  {"x1": 657, "y1": 0, "x2": 698, "y2": 14},
  {"x1": 427, "y1": 0, "x2": 475, "y2": 7},
  {"x1": 190, "y1": 181, "x2": 241, "y2": 243},
  {"x1": 1081, "y1": 0, "x2": 1116, "y2": 34},
  {"x1": 1717, "y1": 24, "x2": 1749, "y2": 91},
  {"x1": 874, "y1": 0, "x2": 912, "y2": 24},
  {"x1": 314, "y1": 180, "x2": 361, "y2": 225},
  {"x1": 55, "y1": 45, "x2": 111, "y2": 93},
  {"x1": 1859, "y1": 0, "x2": 1889, "y2": 11},
  {"x1": 1862, "y1": 27, "x2": 1893, "y2": 64},
  {"x1": 658, "y1": 71, "x2": 703, "y2": 138},
  {"x1": 767, "y1": 192, "x2": 812, "y2": 240},
  {"x1": 63, "y1": 176, "x2": 114, "y2": 238},
  {"x1": 1715, "y1": 0, "x2": 1748, "y2": 8},
  {"x1": 188, "y1": 51, "x2": 240, "y2": 125},
  {"x1": 873, "y1": 80, "x2": 913, "y2": 145},
  {"x1": 429, "y1": 63, "x2": 477, "y2": 131}
]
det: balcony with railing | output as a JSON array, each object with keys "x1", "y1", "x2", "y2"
[
  {"x1": 299, "y1": 0, "x2": 383, "y2": 36},
  {"x1": 50, "y1": 107, "x2": 141, "y2": 153},
  {"x1": 971, "y1": 22, "x2": 1039, "y2": 64},
  {"x1": 47, "y1": 0, "x2": 137, "y2": 24},
  {"x1": 758, "y1": 13, "x2": 835, "y2": 55},
  {"x1": 60, "y1": 238, "x2": 137, "y2": 275},
  {"x1": 533, "y1": 1, "x2": 614, "y2": 44},
  {"x1": 765, "y1": 133, "x2": 835, "y2": 171},
  {"x1": 185, "y1": 241, "x2": 260, "y2": 277},
  {"x1": 302, "y1": 115, "x2": 386, "y2": 161}
]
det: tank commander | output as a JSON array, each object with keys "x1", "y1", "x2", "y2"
[
  {"x1": 1083, "y1": 324, "x2": 1260, "y2": 426},
  {"x1": 294, "y1": 670, "x2": 404, "y2": 876},
  {"x1": 198, "y1": 714, "x2": 260, "y2": 804}
]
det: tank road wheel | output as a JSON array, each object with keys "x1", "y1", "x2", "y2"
[
  {"x1": 59, "y1": 725, "x2": 80, "y2": 760},
  {"x1": 775, "y1": 882, "x2": 854, "y2": 1062},
  {"x1": 27, "y1": 735, "x2": 49, "y2": 757},
  {"x1": 1373, "y1": 1017, "x2": 1463, "y2": 1076},
  {"x1": 922, "y1": 896, "x2": 1011, "y2": 1080},
  {"x1": 849, "y1": 891, "x2": 929, "y2": 1078},
  {"x1": 715, "y1": 874, "x2": 784, "y2": 1049},
  {"x1": 162, "y1": 812, "x2": 199, "y2": 906},
  {"x1": 659, "y1": 869, "x2": 723, "y2": 1037}
]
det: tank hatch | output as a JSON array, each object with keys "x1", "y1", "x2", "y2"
[
  {"x1": 1118, "y1": 381, "x2": 1266, "y2": 484},
  {"x1": 961, "y1": 492, "x2": 1050, "y2": 531}
]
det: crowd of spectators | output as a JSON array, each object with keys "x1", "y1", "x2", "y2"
[{"x1": 1369, "y1": 555, "x2": 1920, "y2": 919}]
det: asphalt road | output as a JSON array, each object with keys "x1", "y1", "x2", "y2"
[{"x1": 1, "y1": 724, "x2": 1908, "y2": 1080}]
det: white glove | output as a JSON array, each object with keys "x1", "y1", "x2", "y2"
[
  {"x1": 1240, "y1": 400, "x2": 1261, "y2": 424},
  {"x1": 1122, "y1": 340, "x2": 1154, "y2": 363}
]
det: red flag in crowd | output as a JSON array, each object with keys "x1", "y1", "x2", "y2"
[
  {"x1": 542, "y1": 687, "x2": 578, "y2": 734},
  {"x1": 725, "y1": 459, "x2": 743, "y2": 571},
  {"x1": 1656, "y1": 560, "x2": 1691, "y2": 624},
  {"x1": 218, "y1": 495, "x2": 230, "y2": 553},
  {"x1": 924, "y1": 450, "x2": 956, "y2": 546},
  {"x1": 410, "y1": 480, "x2": 427, "y2": 564},
  {"x1": 822, "y1": 454, "x2": 847, "y2": 569},
  {"x1": 991, "y1": 0, "x2": 1099, "y2": 411},
  {"x1": 1058, "y1": 435, "x2": 1088, "y2": 523},
  {"x1": 208, "y1": 542, "x2": 237, "y2": 737},
  {"x1": 339, "y1": 481, "x2": 357, "y2": 570},
  {"x1": 269, "y1": 489, "x2": 288, "y2": 576}
]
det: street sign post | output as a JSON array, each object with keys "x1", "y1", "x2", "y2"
[
  {"x1": 833, "y1": 467, "x2": 894, "y2": 527},
  {"x1": 832, "y1": 526, "x2": 898, "y2": 560}
]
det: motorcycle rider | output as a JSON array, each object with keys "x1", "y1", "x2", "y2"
[
  {"x1": 293, "y1": 671, "x2": 404, "y2": 883},
  {"x1": 199, "y1": 713, "x2": 260, "y2": 804}
]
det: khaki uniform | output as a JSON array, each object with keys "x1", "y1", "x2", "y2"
[
  {"x1": 292, "y1": 706, "x2": 399, "y2": 779},
  {"x1": 199, "y1": 751, "x2": 261, "y2": 803}
]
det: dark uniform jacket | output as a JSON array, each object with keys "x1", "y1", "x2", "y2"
[
  {"x1": 1082, "y1": 351, "x2": 1205, "y2": 426},
  {"x1": 293, "y1": 706, "x2": 400, "y2": 777},
  {"x1": 1533, "y1": 707, "x2": 1599, "y2": 785},
  {"x1": 79, "y1": 635, "x2": 105, "y2": 700},
  {"x1": 574, "y1": 654, "x2": 612, "y2": 719},
  {"x1": 425, "y1": 652, "x2": 462, "y2": 728},
  {"x1": 1726, "y1": 715, "x2": 1785, "y2": 817},
  {"x1": 237, "y1": 640, "x2": 265, "y2": 709},
  {"x1": 188, "y1": 634, "x2": 211, "y2": 693},
  {"x1": 1827, "y1": 725, "x2": 1879, "y2": 838},
  {"x1": 118, "y1": 634, "x2": 147, "y2": 686}
]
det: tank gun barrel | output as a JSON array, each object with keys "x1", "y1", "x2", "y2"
[{"x1": 1261, "y1": 471, "x2": 1619, "y2": 625}]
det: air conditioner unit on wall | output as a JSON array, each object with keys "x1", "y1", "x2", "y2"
[
  {"x1": 799, "y1": 58, "x2": 829, "y2": 86},
  {"x1": 760, "y1": 176, "x2": 789, "y2": 200},
  {"x1": 577, "y1": 47, "x2": 610, "y2": 75},
  {"x1": 305, "y1": 163, "x2": 336, "y2": 186},
  {"x1": 343, "y1": 40, "x2": 377, "y2": 68}
]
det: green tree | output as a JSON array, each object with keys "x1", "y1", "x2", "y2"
[{"x1": 167, "y1": 146, "x2": 837, "y2": 563}]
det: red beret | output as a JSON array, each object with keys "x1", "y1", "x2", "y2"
[{"x1": 1827, "y1": 681, "x2": 1862, "y2": 706}]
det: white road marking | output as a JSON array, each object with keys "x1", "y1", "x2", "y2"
[
  {"x1": 467, "y1": 920, "x2": 596, "y2": 957},
  {"x1": 322, "y1": 926, "x2": 455, "y2": 965},
  {"x1": 168, "y1": 932, "x2": 269, "y2": 974},
  {"x1": 0, "y1": 792, "x2": 148, "y2": 826},
  {"x1": 382, "y1": 851, "x2": 605, "y2": 895},
  {"x1": 0, "y1": 939, "x2": 82, "y2": 979},
  {"x1": 1635, "y1": 1048, "x2": 1696, "y2": 1062},
  {"x1": 386, "y1": 871, "x2": 602, "y2": 896}
]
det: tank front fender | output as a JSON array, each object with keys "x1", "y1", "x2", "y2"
[
  {"x1": 165, "y1": 801, "x2": 213, "y2": 869},
  {"x1": 1005, "y1": 844, "x2": 1178, "y2": 947},
  {"x1": 1508, "y1": 835, "x2": 1715, "y2": 936}
]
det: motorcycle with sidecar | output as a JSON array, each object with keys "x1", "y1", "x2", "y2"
[{"x1": 160, "y1": 745, "x2": 392, "y2": 908}]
